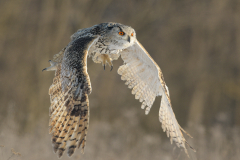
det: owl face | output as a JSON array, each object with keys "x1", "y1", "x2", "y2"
[{"x1": 104, "y1": 23, "x2": 136, "y2": 50}]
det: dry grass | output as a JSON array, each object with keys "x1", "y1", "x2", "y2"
[
  {"x1": 0, "y1": 145, "x2": 21, "y2": 160},
  {"x1": 0, "y1": 0, "x2": 240, "y2": 159},
  {"x1": 1, "y1": 112, "x2": 240, "y2": 160}
]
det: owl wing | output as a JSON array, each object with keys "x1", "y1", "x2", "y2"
[
  {"x1": 118, "y1": 40, "x2": 194, "y2": 155},
  {"x1": 48, "y1": 35, "x2": 99, "y2": 158}
]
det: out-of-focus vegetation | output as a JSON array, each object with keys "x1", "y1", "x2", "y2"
[{"x1": 0, "y1": 0, "x2": 239, "y2": 159}]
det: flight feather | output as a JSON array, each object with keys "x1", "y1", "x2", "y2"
[{"x1": 118, "y1": 40, "x2": 193, "y2": 155}]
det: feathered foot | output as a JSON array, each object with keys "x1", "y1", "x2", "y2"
[{"x1": 99, "y1": 54, "x2": 113, "y2": 71}]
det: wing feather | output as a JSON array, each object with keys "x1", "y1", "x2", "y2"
[
  {"x1": 118, "y1": 40, "x2": 194, "y2": 155},
  {"x1": 48, "y1": 35, "x2": 99, "y2": 158}
]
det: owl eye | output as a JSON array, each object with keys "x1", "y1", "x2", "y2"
[
  {"x1": 131, "y1": 33, "x2": 134, "y2": 36},
  {"x1": 118, "y1": 32, "x2": 125, "y2": 36}
]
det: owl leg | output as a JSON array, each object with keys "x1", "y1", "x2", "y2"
[{"x1": 99, "y1": 54, "x2": 113, "y2": 71}]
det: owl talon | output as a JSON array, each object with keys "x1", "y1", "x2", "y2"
[{"x1": 100, "y1": 54, "x2": 113, "y2": 71}]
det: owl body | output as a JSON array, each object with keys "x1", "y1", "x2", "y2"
[{"x1": 44, "y1": 22, "x2": 194, "y2": 158}]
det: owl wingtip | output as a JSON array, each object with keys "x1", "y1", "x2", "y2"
[
  {"x1": 57, "y1": 148, "x2": 65, "y2": 158},
  {"x1": 67, "y1": 145, "x2": 77, "y2": 157}
]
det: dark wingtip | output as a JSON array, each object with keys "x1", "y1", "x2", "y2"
[
  {"x1": 67, "y1": 145, "x2": 76, "y2": 157},
  {"x1": 110, "y1": 65, "x2": 113, "y2": 71},
  {"x1": 52, "y1": 142, "x2": 61, "y2": 153},
  {"x1": 57, "y1": 148, "x2": 65, "y2": 158}
]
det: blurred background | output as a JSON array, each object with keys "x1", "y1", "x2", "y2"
[{"x1": 0, "y1": 0, "x2": 240, "y2": 159}]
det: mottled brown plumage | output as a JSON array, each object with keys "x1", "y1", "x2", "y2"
[
  {"x1": 43, "y1": 22, "x2": 195, "y2": 158},
  {"x1": 46, "y1": 36, "x2": 98, "y2": 158}
]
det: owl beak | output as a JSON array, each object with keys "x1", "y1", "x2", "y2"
[{"x1": 127, "y1": 36, "x2": 131, "y2": 43}]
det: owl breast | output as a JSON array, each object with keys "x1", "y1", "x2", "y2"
[
  {"x1": 86, "y1": 38, "x2": 121, "y2": 65},
  {"x1": 89, "y1": 38, "x2": 120, "y2": 55}
]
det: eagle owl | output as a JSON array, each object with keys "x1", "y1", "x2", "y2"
[{"x1": 43, "y1": 22, "x2": 194, "y2": 158}]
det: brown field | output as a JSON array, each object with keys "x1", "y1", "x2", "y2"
[{"x1": 0, "y1": 0, "x2": 240, "y2": 159}]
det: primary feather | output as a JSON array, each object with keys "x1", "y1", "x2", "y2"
[{"x1": 118, "y1": 41, "x2": 193, "y2": 155}]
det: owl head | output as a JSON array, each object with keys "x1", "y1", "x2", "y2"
[{"x1": 103, "y1": 22, "x2": 136, "y2": 50}]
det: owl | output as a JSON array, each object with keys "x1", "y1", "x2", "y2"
[{"x1": 43, "y1": 22, "x2": 195, "y2": 158}]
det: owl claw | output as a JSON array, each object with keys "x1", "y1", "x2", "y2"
[{"x1": 100, "y1": 54, "x2": 113, "y2": 71}]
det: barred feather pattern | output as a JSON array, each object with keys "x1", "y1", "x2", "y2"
[
  {"x1": 48, "y1": 36, "x2": 98, "y2": 158},
  {"x1": 49, "y1": 67, "x2": 90, "y2": 157},
  {"x1": 118, "y1": 40, "x2": 192, "y2": 155}
]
